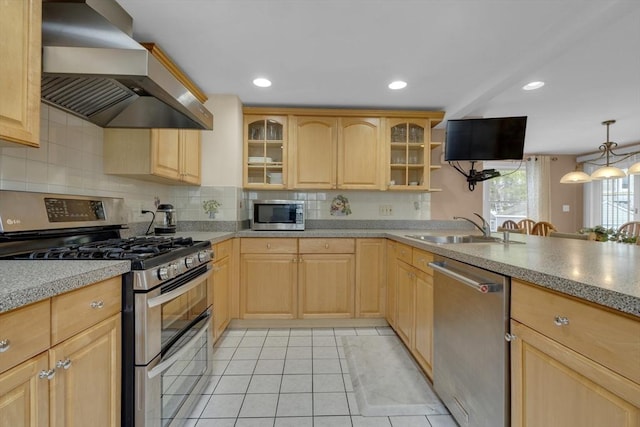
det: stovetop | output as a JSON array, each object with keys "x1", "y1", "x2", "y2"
[{"x1": 11, "y1": 236, "x2": 210, "y2": 270}]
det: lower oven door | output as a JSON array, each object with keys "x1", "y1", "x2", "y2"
[
  {"x1": 136, "y1": 309, "x2": 213, "y2": 427},
  {"x1": 135, "y1": 264, "x2": 212, "y2": 365}
]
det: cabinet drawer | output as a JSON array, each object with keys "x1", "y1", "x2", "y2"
[
  {"x1": 395, "y1": 243, "x2": 413, "y2": 264},
  {"x1": 512, "y1": 280, "x2": 640, "y2": 383},
  {"x1": 241, "y1": 238, "x2": 297, "y2": 254},
  {"x1": 412, "y1": 248, "x2": 434, "y2": 273},
  {"x1": 299, "y1": 238, "x2": 355, "y2": 254},
  {"x1": 214, "y1": 239, "x2": 233, "y2": 260},
  {"x1": 0, "y1": 300, "x2": 50, "y2": 374},
  {"x1": 51, "y1": 277, "x2": 122, "y2": 345}
]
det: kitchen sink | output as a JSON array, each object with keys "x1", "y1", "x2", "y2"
[{"x1": 405, "y1": 234, "x2": 503, "y2": 244}]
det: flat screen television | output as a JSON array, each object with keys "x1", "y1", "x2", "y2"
[{"x1": 445, "y1": 116, "x2": 527, "y2": 161}]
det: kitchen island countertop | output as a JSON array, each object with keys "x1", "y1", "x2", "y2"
[{"x1": 2, "y1": 229, "x2": 638, "y2": 317}]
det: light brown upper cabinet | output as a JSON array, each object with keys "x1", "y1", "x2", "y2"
[
  {"x1": 0, "y1": 0, "x2": 41, "y2": 148},
  {"x1": 387, "y1": 118, "x2": 442, "y2": 191},
  {"x1": 289, "y1": 115, "x2": 382, "y2": 190},
  {"x1": 243, "y1": 107, "x2": 444, "y2": 191},
  {"x1": 104, "y1": 128, "x2": 201, "y2": 185},
  {"x1": 244, "y1": 115, "x2": 288, "y2": 189},
  {"x1": 289, "y1": 116, "x2": 337, "y2": 189}
]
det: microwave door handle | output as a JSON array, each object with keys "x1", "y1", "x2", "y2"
[
  {"x1": 147, "y1": 321, "x2": 211, "y2": 379},
  {"x1": 147, "y1": 266, "x2": 212, "y2": 308}
]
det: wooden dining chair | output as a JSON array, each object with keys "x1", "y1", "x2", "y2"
[
  {"x1": 517, "y1": 219, "x2": 536, "y2": 234},
  {"x1": 531, "y1": 221, "x2": 557, "y2": 236},
  {"x1": 618, "y1": 221, "x2": 640, "y2": 238},
  {"x1": 500, "y1": 220, "x2": 519, "y2": 230}
]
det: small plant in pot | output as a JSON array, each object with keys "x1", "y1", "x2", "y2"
[{"x1": 202, "y1": 199, "x2": 221, "y2": 219}]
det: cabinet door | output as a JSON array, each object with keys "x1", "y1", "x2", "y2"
[
  {"x1": 385, "y1": 241, "x2": 398, "y2": 328},
  {"x1": 387, "y1": 118, "x2": 430, "y2": 189},
  {"x1": 337, "y1": 117, "x2": 382, "y2": 189},
  {"x1": 180, "y1": 129, "x2": 201, "y2": 184},
  {"x1": 396, "y1": 261, "x2": 415, "y2": 348},
  {"x1": 0, "y1": 352, "x2": 49, "y2": 427},
  {"x1": 212, "y1": 256, "x2": 231, "y2": 340},
  {"x1": 151, "y1": 129, "x2": 181, "y2": 180},
  {"x1": 244, "y1": 115, "x2": 287, "y2": 188},
  {"x1": 299, "y1": 254, "x2": 354, "y2": 318},
  {"x1": 49, "y1": 315, "x2": 121, "y2": 427},
  {"x1": 355, "y1": 239, "x2": 386, "y2": 318},
  {"x1": 0, "y1": 0, "x2": 40, "y2": 147},
  {"x1": 290, "y1": 116, "x2": 337, "y2": 189},
  {"x1": 511, "y1": 320, "x2": 640, "y2": 427},
  {"x1": 240, "y1": 254, "x2": 297, "y2": 319},
  {"x1": 413, "y1": 270, "x2": 433, "y2": 378}
]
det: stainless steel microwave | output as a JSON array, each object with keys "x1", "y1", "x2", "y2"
[{"x1": 251, "y1": 200, "x2": 305, "y2": 231}]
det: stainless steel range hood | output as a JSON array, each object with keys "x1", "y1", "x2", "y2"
[{"x1": 41, "y1": 0, "x2": 213, "y2": 130}]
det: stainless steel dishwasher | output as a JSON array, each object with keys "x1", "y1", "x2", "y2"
[{"x1": 429, "y1": 255, "x2": 510, "y2": 427}]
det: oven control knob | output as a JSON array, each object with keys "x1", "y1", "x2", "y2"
[
  {"x1": 157, "y1": 266, "x2": 170, "y2": 280},
  {"x1": 197, "y1": 250, "x2": 211, "y2": 263},
  {"x1": 184, "y1": 256, "x2": 195, "y2": 268}
]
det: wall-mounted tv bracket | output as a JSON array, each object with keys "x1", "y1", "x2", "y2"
[{"x1": 449, "y1": 161, "x2": 501, "y2": 191}]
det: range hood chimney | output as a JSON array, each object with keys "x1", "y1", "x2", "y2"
[{"x1": 41, "y1": 0, "x2": 213, "y2": 130}]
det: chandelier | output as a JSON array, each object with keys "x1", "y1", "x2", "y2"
[{"x1": 560, "y1": 120, "x2": 640, "y2": 184}]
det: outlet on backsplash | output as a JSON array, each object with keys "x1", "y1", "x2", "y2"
[{"x1": 379, "y1": 205, "x2": 393, "y2": 216}]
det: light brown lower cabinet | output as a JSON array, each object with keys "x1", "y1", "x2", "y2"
[
  {"x1": 212, "y1": 239, "x2": 233, "y2": 340},
  {"x1": 240, "y1": 238, "x2": 385, "y2": 319},
  {"x1": 510, "y1": 280, "x2": 640, "y2": 427},
  {"x1": 0, "y1": 277, "x2": 122, "y2": 427},
  {"x1": 390, "y1": 245, "x2": 434, "y2": 378}
]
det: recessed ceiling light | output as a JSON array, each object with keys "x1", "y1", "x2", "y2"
[
  {"x1": 253, "y1": 78, "x2": 272, "y2": 88},
  {"x1": 388, "y1": 80, "x2": 407, "y2": 90},
  {"x1": 522, "y1": 81, "x2": 545, "y2": 91}
]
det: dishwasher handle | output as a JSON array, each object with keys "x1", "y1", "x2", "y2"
[{"x1": 428, "y1": 261, "x2": 502, "y2": 293}]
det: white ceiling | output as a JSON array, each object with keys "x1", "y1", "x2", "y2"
[{"x1": 117, "y1": 0, "x2": 640, "y2": 156}]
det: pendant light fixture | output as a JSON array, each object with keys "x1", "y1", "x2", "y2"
[{"x1": 560, "y1": 119, "x2": 640, "y2": 183}]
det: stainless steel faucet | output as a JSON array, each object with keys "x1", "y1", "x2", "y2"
[{"x1": 453, "y1": 213, "x2": 491, "y2": 237}]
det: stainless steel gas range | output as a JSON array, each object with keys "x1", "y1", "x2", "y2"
[{"x1": 0, "y1": 190, "x2": 214, "y2": 427}]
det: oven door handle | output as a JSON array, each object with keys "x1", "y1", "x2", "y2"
[
  {"x1": 147, "y1": 265, "x2": 212, "y2": 308},
  {"x1": 147, "y1": 320, "x2": 211, "y2": 379}
]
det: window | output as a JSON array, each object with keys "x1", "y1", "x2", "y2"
[
  {"x1": 584, "y1": 158, "x2": 639, "y2": 229},
  {"x1": 483, "y1": 161, "x2": 528, "y2": 231}
]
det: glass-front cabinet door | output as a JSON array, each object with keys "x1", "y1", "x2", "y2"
[
  {"x1": 387, "y1": 118, "x2": 440, "y2": 190},
  {"x1": 244, "y1": 115, "x2": 287, "y2": 188}
]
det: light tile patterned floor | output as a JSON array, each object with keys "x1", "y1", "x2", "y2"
[{"x1": 185, "y1": 327, "x2": 458, "y2": 427}]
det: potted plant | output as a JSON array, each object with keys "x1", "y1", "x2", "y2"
[
  {"x1": 579, "y1": 225, "x2": 615, "y2": 242},
  {"x1": 202, "y1": 199, "x2": 221, "y2": 219}
]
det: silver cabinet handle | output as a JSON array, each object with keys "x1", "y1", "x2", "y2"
[
  {"x1": 505, "y1": 332, "x2": 517, "y2": 342},
  {"x1": 56, "y1": 358, "x2": 72, "y2": 370},
  {"x1": 90, "y1": 301, "x2": 104, "y2": 309},
  {"x1": 39, "y1": 369, "x2": 56, "y2": 380},
  {"x1": 0, "y1": 339, "x2": 10, "y2": 352},
  {"x1": 553, "y1": 316, "x2": 570, "y2": 326}
]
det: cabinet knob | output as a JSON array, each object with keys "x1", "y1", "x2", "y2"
[
  {"x1": 56, "y1": 358, "x2": 72, "y2": 370},
  {"x1": 267, "y1": 243, "x2": 271, "y2": 249},
  {"x1": 324, "y1": 243, "x2": 329, "y2": 249},
  {"x1": 90, "y1": 300, "x2": 104, "y2": 309},
  {"x1": 39, "y1": 369, "x2": 56, "y2": 380},
  {"x1": 553, "y1": 316, "x2": 570, "y2": 326},
  {"x1": 504, "y1": 332, "x2": 517, "y2": 342},
  {"x1": 0, "y1": 339, "x2": 10, "y2": 352}
]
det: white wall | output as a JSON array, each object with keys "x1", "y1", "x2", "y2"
[{"x1": 200, "y1": 95, "x2": 243, "y2": 187}]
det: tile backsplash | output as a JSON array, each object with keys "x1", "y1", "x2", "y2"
[{"x1": 1, "y1": 103, "x2": 431, "y2": 230}]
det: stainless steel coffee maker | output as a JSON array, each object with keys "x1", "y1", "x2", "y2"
[{"x1": 154, "y1": 204, "x2": 177, "y2": 234}]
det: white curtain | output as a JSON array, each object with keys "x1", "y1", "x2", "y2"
[{"x1": 526, "y1": 156, "x2": 551, "y2": 221}]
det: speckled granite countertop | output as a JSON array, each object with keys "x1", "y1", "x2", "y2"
[
  {"x1": 212, "y1": 229, "x2": 640, "y2": 317},
  {"x1": 2, "y1": 229, "x2": 638, "y2": 317},
  {"x1": 0, "y1": 260, "x2": 130, "y2": 314}
]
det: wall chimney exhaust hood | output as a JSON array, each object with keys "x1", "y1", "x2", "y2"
[{"x1": 41, "y1": 0, "x2": 213, "y2": 130}]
